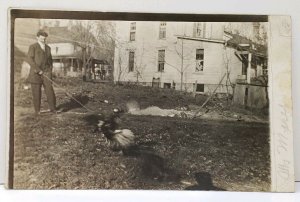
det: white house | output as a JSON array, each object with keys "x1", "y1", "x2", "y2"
[
  {"x1": 45, "y1": 25, "x2": 113, "y2": 80},
  {"x1": 45, "y1": 26, "x2": 82, "y2": 77},
  {"x1": 114, "y1": 21, "x2": 267, "y2": 94}
]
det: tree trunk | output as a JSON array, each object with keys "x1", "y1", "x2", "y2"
[
  {"x1": 180, "y1": 39, "x2": 184, "y2": 91},
  {"x1": 180, "y1": 72, "x2": 183, "y2": 91},
  {"x1": 82, "y1": 48, "x2": 87, "y2": 81}
]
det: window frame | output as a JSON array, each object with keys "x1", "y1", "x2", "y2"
[
  {"x1": 159, "y1": 22, "x2": 167, "y2": 40},
  {"x1": 195, "y1": 49, "x2": 204, "y2": 72},
  {"x1": 157, "y1": 49, "x2": 165, "y2": 72},
  {"x1": 195, "y1": 22, "x2": 202, "y2": 37},
  {"x1": 163, "y1": 83, "x2": 171, "y2": 89},
  {"x1": 129, "y1": 22, "x2": 136, "y2": 41},
  {"x1": 128, "y1": 51, "x2": 135, "y2": 72},
  {"x1": 196, "y1": 83, "x2": 205, "y2": 93}
]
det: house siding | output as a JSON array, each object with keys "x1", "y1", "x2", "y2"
[
  {"x1": 114, "y1": 21, "x2": 242, "y2": 94},
  {"x1": 48, "y1": 43, "x2": 76, "y2": 57}
]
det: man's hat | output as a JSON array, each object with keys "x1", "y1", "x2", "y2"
[{"x1": 36, "y1": 30, "x2": 48, "y2": 37}]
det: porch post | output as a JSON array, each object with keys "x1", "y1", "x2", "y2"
[{"x1": 247, "y1": 53, "x2": 252, "y2": 84}]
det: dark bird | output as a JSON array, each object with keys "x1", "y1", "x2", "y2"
[
  {"x1": 88, "y1": 108, "x2": 180, "y2": 182},
  {"x1": 95, "y1": 108, "x2": 135, "y2": 149}
]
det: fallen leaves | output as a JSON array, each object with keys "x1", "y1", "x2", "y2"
[{"x1": 13, "y1": 78, "x2": 270, "y2": 191}]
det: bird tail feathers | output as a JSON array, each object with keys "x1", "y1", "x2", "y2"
[{"x1": 113, "y1": 129, "x2": 135, "y2": 147}]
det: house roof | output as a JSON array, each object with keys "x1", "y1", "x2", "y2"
[
  {"x1": 224, "y1": 31, "x2": 267, "y2": 57},
  {"x1": 46, "y1": 27, "x2": 74, "y2": 44},
  {"x1": 176, "y1": 35, "x2": 225, "y2": 44},
  {"x1": 176, "y1": 32, "x2": 267, "y2": 58},
  {"x1": 52, "y1": 55, "x2": 79, "y2": 60},
  {"x1": 92, "y1": 58, "x2": 110, "y2": 65}
]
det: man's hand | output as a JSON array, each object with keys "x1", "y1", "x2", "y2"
[{"x1": 38, "y1": 70, "x2": 43, "y2": 75}]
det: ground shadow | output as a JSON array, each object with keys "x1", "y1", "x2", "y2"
[
  {"x1": 185, "y1": 172, "x2": 226, "y2": 191},
  {"x1": 123, "y1": 145, "x2": 181, "y2": 182},
  {"x1": 57, "y1": 94, "x2": 89, "y2": 112},
  {"x1": 83, "y1": 113, "x2": 104, "y2": 126}
]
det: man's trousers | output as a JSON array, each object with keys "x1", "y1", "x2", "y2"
[{"x1": 30, "y1": 76, "x2": 56, "y2": 113}]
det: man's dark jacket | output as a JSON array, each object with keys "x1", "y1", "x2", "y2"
[{"x1": 27, "y1": 42, "x2": 53, "y2": 84}]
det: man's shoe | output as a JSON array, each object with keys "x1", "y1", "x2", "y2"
[
  {"x1": 50, "y1": 110, "x2": 61, "y2": 114},
  {"x1": 40, "y1": 109, "x2": 51, "y2": 113},
  {"x1": 56, "y1": 107, "x2": 64, "y2": 113}
]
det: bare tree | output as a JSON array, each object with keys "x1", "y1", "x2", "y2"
[
  {"x1": 222, "y1": 46, "x2": 235, "y2": 100},
  {"x1": 254, "y1": 23, "x2": 268, "y2": 45},
  {"x1": 70, "y1": 20, "x2": 116, "y2": 81},
  {"x1": 70, "y1": 21, "x2": 97, "y2": 80},
  {"x1": 117, "y1": 53, "x2": 123, "y2": 83},
  {"x1": 113, "y1": 37, "x2": 129, "y2": 83},
  {"x1": 133, "y1": 42, "x2": 147, "y2": 83},
  {"x1": 169, "y1": 38, "x2": 194, "y2": 91},
  {"x1": 116, "y1": 49, "x2": 128, "y2": 84},
  {"x1": 94, "y1": 21, "x2": 116, "y2": 66}
]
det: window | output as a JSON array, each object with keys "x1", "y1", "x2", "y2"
[
  {"x1": 130, "y1": 22, "x2": 136, "y2": 41},
  {"x1": 242, "y1": 61, "x2": 247, "y2": 75},
  {"x1": 193, "y1": 22, "x2": 206, "y2": 38},
  {"x1": 163, "y1": 83, "x2": 171, "y2": 89},
  {"x1": 158, "y1": 50, "x2": 165, "y2": 72},
  {"x1": 196, "y1": 84, "x2": 204, "y2": 92},
  {"x1": 194, "y1": 23, "x2": 202, "y2": 37},
  {"x1": 128, "y1": 51, "x2": 134, "y2": 72},
  {"x1": 196, "y1": 49, "x2": 204, "y2": 72},
  {"x1": 159, "y1": 22, "x2": 166, "y2": 39},
  {"x1": 152, "y1": 77, "x2": 160, "y2": 88}
]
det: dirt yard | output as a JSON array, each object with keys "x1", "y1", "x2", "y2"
[{"x1": 13, "y1": 78, "x2": 270, "y2": 191}]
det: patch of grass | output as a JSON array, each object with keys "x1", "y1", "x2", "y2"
[{"x1": 13, "y1": 77, "x2": 271, "y2": 191}]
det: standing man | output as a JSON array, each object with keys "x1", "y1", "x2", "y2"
[{"x1": 27, "y1": 30, "x2": 57, "y2": 114}]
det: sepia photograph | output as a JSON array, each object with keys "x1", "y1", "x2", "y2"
[{"x1": 11, "y1": 10, "x2": 273, "y2": 191}]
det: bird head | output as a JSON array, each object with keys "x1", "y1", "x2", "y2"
[
  {"x1": 97, "y1": 120, "x2": 104, "y2": 127},
  {"x1": 92, "y1": 120, "x2": 104, "y2": 133},
  {"x1": 112, "y1": 108, "x2": 125, "y2": 116}
]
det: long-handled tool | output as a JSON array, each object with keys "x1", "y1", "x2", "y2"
[{"x1": 42, "y1": 74, "x2": 94, "y2": 112}]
